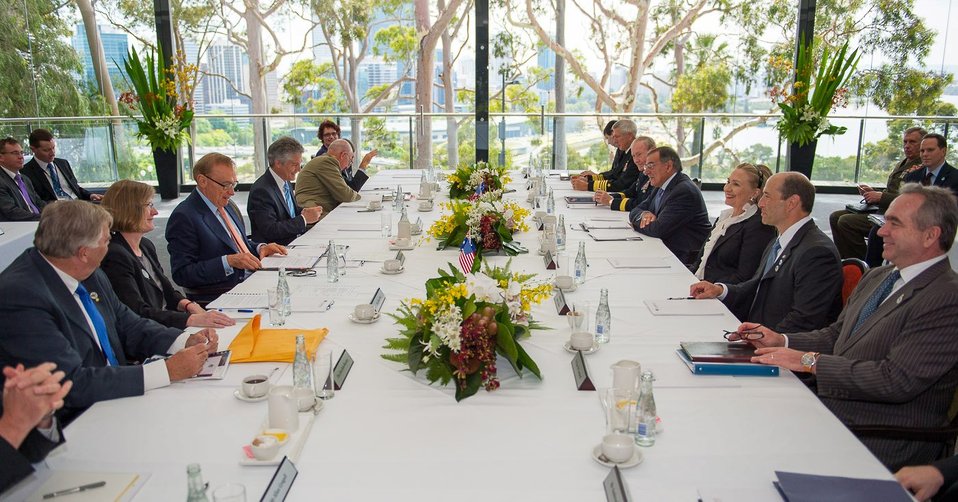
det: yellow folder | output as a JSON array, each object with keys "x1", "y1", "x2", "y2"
[{"x1": 228, "y1": 315, "x2": 327, "y2": 363}]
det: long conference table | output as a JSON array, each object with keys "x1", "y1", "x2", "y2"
[{"x1": 34, "y1": 171, "x2": 893, "y2": 501}]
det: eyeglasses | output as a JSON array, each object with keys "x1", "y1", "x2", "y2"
[
  {"x1": 722, "y1": 329, "x2": 764, "y2": 341},
  {"x1": 322, "y1": 132, "x2": 339, "y2": 138},
  {"x1": 201, "y1": 174, "x2": 238, "y2": 190},
  {"x1": 143, "y1": 202, "x2": 155, "y2": 209},
  {"x1": 1, "y1": 150, "x2": 24, "y2": 156}
]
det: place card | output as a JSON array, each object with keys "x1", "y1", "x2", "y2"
[
  {"x1": 554, "y1": 289, "x2": 570, "y2": 315},
  {"x1": 571, "y1": 351, "x2": 595, "y2": 391},
  {"x1": 395, "y1": 250, "x2": 406, "y2": 267},
  {"x1": 333, "y1": 350, "x2": 354, "y2": 391},
  {"x1": 603, "y1": 466, "x2": 631, "y2": 502},
  {"x1": 543, "y1": 250, "x2": 557, "y2": 270},
  {"x1": 370, "y1": 287, "x2": 386, "y2": 312},
  {"x1": 261, "y1": 456, "x2": 298, "y2": 502}
]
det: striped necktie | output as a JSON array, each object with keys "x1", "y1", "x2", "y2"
[
  {"x1": 46, "y1": 162, "x2": 71, "y2": 198},
  {"x1": 850, "y1": 270, "x2": 901, "y2": 335},
  {"x1": 283, "y1": 182, "x2": 295, "y2": 217}
]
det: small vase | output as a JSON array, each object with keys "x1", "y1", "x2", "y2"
[
  {"x1": 788, "y1": 140, "x2": 818, "y2": 179},
  {"x1": 152, "y1": 148, "x2": 180, "y2": 200}
]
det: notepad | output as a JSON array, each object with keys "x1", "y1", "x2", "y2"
[
  {"x1": 27, "y1": 471, "x2": 145, "y2": 502},
  {"x1": 644, "y1": 299, "x2": 726, "y2": 316},
  {"x1": 607, "y1": 257, "x2": 671, "y2": 269},
  {"x1": 587, "y1": 229, "x2": 643, "y2": 241},
  {"x1": 207, "y1": 292, "x2": 268, "y2": 310},
  {"x1": 773, "y1": 471, "x2": 911, "y2": 502},
  {"x1": 260, "y1": 255, "x2": 319, "y2": 270}
]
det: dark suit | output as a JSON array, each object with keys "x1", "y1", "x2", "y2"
[
  {"x1": 609, "y1": 171, "x2": 651, "y2": 212},
  {"x1": 723, "y1": 219, "x2": 843, "y2": 332},
  {"x1": 933, "y1": 455, "x2": 958, "y2": 500},
  {"x1": 788, "y1": 259, "x2": 958, "y2": 471},
  {"x1": 248, "y1": 170, "x2": 307, "y2": 246},
  {"x1": 0, "y1": 429, "x2": 61, "y2": 493},
  {"x1": 0, "y1": 249, "x2": 181, "y2": 422},
  {"x1": 21, "y1": 157, "x2": 94, "y2": 202},
  {"x1": 628, "y1": 172, "x2": 711, "y2": 266},
  {"x1": 101, "y1": 233, "x2": 190, "y2": 329},
  {"x1": 0, "y1": 169, "x2": 45, "y2": 221},
  {"x1": 697, "y1": 211, "x2": 777, "y2": 284},
  {"x1": 587, "y1": 150, "x2": 639, "y2": 193},
  {"x1": 167, "y1": 190, "x2": 261, "y2": 301},
  {"x1": 342, "y1": 168, "x2": 369, "y2": 192}
]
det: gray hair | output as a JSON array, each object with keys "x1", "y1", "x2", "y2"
[
  {"x1": 900, "y1": 183, "x2": 958, "y2": 252},
  {"x1": 904, "y1": 126, "x2": 928, "y2": 138},
  {"x1": 631, "y1": 136, "x2": 656, "y2": 152},
  {"x1": 267, "y1": 136, "x2": 305, "y2": 168},
  {"x1": 34, "y1": 201, "x2": 112, "y2": 258},
  {"x1": 612, "y1": 119, "x2": 637, "y2": 137}
]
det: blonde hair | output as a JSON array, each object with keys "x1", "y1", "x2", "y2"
[{"x1": 101, "y1": 180, "x2": 155, "y2": 233}]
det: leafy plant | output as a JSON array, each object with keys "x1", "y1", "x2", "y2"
[{"x1": 116, "y1": 47, "x2": 196, "y2": 151}]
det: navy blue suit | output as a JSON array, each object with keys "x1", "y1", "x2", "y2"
[
  {"x1": 629, "y1": 172, "x2": 712, "y2": 267},
  {"x1": 248, "y1": 171, "x2": 306, "y2": 246},
  {"x1": 0, "y1": 428, "x2": 61, "y2": 493},
  {"x1": 167, "y1": 190, "x2": 260, "y2": 300}
]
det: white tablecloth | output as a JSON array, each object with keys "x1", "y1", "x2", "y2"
[
  {"x1": 39, "y1": 173, "x2": 891, "y2": 501},
  {"x1": 0, "y1": 222, "x2": 37, "y2": 272}
]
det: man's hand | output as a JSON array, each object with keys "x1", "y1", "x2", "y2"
[
  {"x1": 571, "y1": 177, "x2": 588, "y2": 191},
  {"x1": 689, "y1": 280, "x2": 723, "y2": 299},
  {"x1": 578, "y1": 170, "x2": 596, "y2": 177},
  {"x1": 726, "y1": 322, "x2": 785, "y2": 349},
  {"x1": 863, "y1": 190, "x2": 882, "y2": 204},
  {"x1": 638, "y1": 211, "x2": 657, "y2": 228},
  {"x1": 858, "y1": 184, "x2": 874, "y2": 193},
  {"x1": 359, "y1": 149, "x2": 379, "y2": 170},
  {"x1": 751, "y1": 347, "x2": 806, "y2": 371},
  {"x1": 259, "y1": 243, "x2": 287, "y2": 259},
  {"x1": 0, "y1": 363, "x2": 72, "y2": 448},
  {"x1": 594, "y1": 191, "x2": 613, "y2": 206},
  {"x1": 302, "y1": 206, "x2": 323, "y2": 224},
  {"x1": 186, "y1": 311, "x2": 235, "y2": 329},
  {"x1": 90, "y1": 193, "x2": 104, "y2": 201},
  {"x1": 227, "y1": 252, "x2": 261, "y2": 271},
  {"x1": 165, "y1": 344, "x2": 210, "y2": 381},
  {"x1": 185, "y1": 329, "x2": 220, "y2": 353},
  {"x1": 896, "y1": 465, "x2": 945, "y2": 501}
]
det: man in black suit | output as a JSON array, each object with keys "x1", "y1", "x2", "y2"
[
  {"x1": 22, "y1": 129, "x2": 102, "y2": 203},
  {"x1": 594, "y1": 136, "x2": 655, "y2": 211},
  {"x1": 628, "y1": 146, "x2": 711, "y2": 267},
  {"x1": 572, "y1": 119, "x2": 641, "y2": 193},
  {"x1": 691, "y1": 172, "x2": 843, "y2": 332},
  {"x1": 0, "y1": 362, "x2": 71, "y2": 493},
  {"x1": 0, "y1": 137, "x2": 45, "y2": 221},
  {"x1": 248, "y1": 137, "x2": 323, "y2": 246},
  {"x1": 0, "y1": 201, "x2": 217, "y2": 423}
]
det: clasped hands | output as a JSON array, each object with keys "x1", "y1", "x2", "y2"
[
  {"x1": 226, "y1": 243, "x2": 288, "y2": 271},
  {"x1": 637, "y1": 211, "x2": 657, "y2": 229},
  {"x1": 0, "y1": 363, "x2": 72, "y2": 446}
]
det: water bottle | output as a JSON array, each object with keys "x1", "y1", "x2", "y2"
[
  {"x1": 595, "y1": 288, "x2": 611, "y2": 343},
  {"x1": 277, "y1": 267, "x2": 291, "y2": 316},
  {"x1": 394, "y1": 184, "x2": 404, "y2": 211},
  {"x1": 546, "y1": 188, "x2": 555, "y2": 214},
  {"x1": 186, "y1": 463, "x2": 209, "y2": 502},
  {"x1": 293, "y1": 334, "x2": 312, "y2": 390},
  {"x1": 397, "y1": 206, "x2": 411, "y2": 238},
  {"x1": 556, "y1": 214, "x2": 567, "y2": 250},
  {"x1": 635, "y1": 371, "x2": 656, "y2": 447},
  {"x1": 574, "y1": 241, "x2": 587, "y2": 285},
  {"x1": 326, "y1": 240, "x2": 339, "y2": 283}
]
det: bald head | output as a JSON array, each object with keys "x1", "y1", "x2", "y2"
[{"x1": 327, "y1": 139, "x2": 354, "y2": 171}]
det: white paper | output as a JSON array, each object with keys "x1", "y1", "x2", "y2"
[
  {"x1": 587, "y1": 228, "x2": 642, "y2": 241},
  {"x1": 26, "y1": 471, "x2": 145, "y2": 502},
  {"x1": 260, "y1": 255, "x2": 319, "y2": 270},
  {"x1": 644, "y1": 299, "x2": 727, "y2": 316},
  {"x1": 207, "y1": 292, "x2": 268, "y2": 309},
  {"x1": 582, "y1": 218, "x2": 632, "y2": 230},
  {"x1": 607, "y1": 257, "x2": 671, "y2": 269}
]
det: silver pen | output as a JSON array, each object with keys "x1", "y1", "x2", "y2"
[{"x1": 43, "y1": 481, "x2": 107, "y2": 499}]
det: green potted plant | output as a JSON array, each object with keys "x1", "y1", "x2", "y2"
[
  {"x1": 770, "y1": 40, "x2": 860, "y2": 177},
  {"x1": 117, "y1": 47, "x2": 197, "y2": 199}
]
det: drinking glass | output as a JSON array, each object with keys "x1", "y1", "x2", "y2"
[
  {"x1": 213, "y1": 483, "x2": 246, "y2": 502},
  {"x1": 567, "y1": 302, "x2": 590, "y2": 335},
  {"x1": 601, "y1": 387, "x2": 637, "y2": 436},
  {"x1": 313, "y1": 350, "x2": 336, "y2": 400},
  {"x1": 267, "y1": 288, "x2": 285, "y2": 326},
  {"x1": 381, "y1": 212, "x2": 392, "y2": 237}
]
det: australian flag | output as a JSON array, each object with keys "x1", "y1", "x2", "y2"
[{"x1": 459, "y1": 236, "x2": 476, "y2": 273}]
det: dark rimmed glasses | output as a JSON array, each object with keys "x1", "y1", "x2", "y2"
[{"x1": 723, "y1": 329, "x2": 764, "y2": 341}]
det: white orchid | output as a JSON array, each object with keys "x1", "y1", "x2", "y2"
[{"x1": 465, "y1": 272, "x2": 505, "y2": 304}]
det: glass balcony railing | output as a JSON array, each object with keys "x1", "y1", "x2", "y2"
[{"x1": 0, "y1": 113, "x2": 954, "y2": 190}]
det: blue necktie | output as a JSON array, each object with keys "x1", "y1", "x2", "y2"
[
  {"x1": 46, "y1": 163, "x2": 70, "y2": 199},
  {"x1": 283, "y1": 182, "x2": 295, "y2": 217},
  {"x1": 762, "y1": 239, "x2": 782, "y2": 276},
  {"x1": 850, "y1": 270, "x2": 901, "y2": 335},
  {"x1": 652, "y1": 189, "x2": 664, "y2": 213},
  {"x1": 76, "y1": 284, "x2": 119, "y2": 366}
]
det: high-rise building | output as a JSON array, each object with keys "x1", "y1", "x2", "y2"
[
  {"x1": 205, "y1": 42, "x2": 251, "y2": 112},
  {"x1": 72, "y1": 24, "x2": 128, "y2": 95},
  {"x1": 537, "y1": 47, "x2": 556, "y2": 91},
  {"x1": 181, "y1": 39, "x2": 206, "y2": 114}
]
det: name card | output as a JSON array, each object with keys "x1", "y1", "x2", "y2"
[
  {"x1": 571, "y1": 351, "x2": 595, "y2": 391},
  {"x1": 370, "y1": 287, "x2": 386, "y2": 312},
  {"x1": 333, "y1": 350, "x2": 354, "y2": 391},
  {"x1": 261, "y1": 456, "x2": 298, "y2": 502},
  {"x1": 543, "y1": 250, "x2": 557, "y2": 270},
  {"x1": 603, "y1": 466, "x2": 631, "y2": 502},
  {"x1": 395, "y1": 250, "x2": 406, "y2": 267},
  {"x1": 554, "y1": 289, "x2": 570, "y2": 315}
]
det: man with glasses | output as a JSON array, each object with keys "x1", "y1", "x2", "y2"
[
  {"x1": 166, "y1": 153, "x2": 287, "y2": 302},
  {"x1": 22, "y1": 128, "x2": 103, "y2": 203},
  {"x1": 594, "y1": 136, "x2": 655, "y2": 211},
  {"x1": 295, "y1": 139, "x2": 361, "y2": 219},
  {"x1": 571, "y1": 119, "x2": 640, "y2": 193},
  {"x1": 248, "y1": 137, "x2": 324, "y2": 246},
  {"x1": 0, "y1": 137, "x2": 46, "y2": 221}
]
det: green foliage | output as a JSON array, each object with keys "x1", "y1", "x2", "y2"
[
  {"x1": 282, "y1": 60, "x2": 348, "y2": 113},
  {"x1": 118, "y1": 47, "x2": 194, "y2": 151}
]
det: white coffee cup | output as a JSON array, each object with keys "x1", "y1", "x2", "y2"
[
  {"x1": 242, "y1": 374, "x2": 270, "y2": 399},
  {"x1": 570, "y1": 331, "x2": 594, "y2": 350},
  {"x1": 601, "y1": 433, "x2": 634, "y2": 463},
  {"x1": 251, "y1": 435, "x2": 280, "y2": 461},
  {"x1": 354, "y1": 303, "x2": 376, "y2": 320},
  {"x1": 540, "y1": 240, "x2": 557, "y2": 254},
  {"x1": 367, "y1": 200, "x2": 382, "y2": 210},
  {"x1": 395, "y1": 237, "x2": 411, "y2": 247},
  {"x1": 294, "y1": 386, "x2": 315, "y2": 412},
  {"x1": 383, "y1": 259, "x2": 402, "y2": 271},
  {"x1": 611, "y1": 360, "x2": 642, "y2": 394},
  {"x1": 418, "y1": 201, "x2": 433, "y2": 211},
  {"x1": 555, "y1": 275, "x2": 574, "y2": 290}
]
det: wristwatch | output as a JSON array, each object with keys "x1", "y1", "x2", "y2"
[{"x1": 801, "y1": 352, "x2": 821, "y2": 372}]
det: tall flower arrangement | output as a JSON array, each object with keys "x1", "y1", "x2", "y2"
[
  {"x1": 770, "y1": 40, "x2": 860, "y2": 147},
  {"x1": 382, "y1": 261, "x2": 552, "y2": 401},
  {"x1": 117, "y1": 47, "x2": 197, "y2": 151},
  {"x1": 428, "y1": 192, "x2": 530, "y2": 263},
  {"x1": 447, "y1": 161, "x2": 511, "y2": 199}
]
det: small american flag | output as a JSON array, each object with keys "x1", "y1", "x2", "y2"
[
  {"x1": 475, "y1": 180, "x2": 485, "y2": 195},
  {"x1": 459, "y1": 236, "x2": 476, "y2": 273}
]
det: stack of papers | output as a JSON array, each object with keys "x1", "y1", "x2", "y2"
[
  {"x1": 644, "y1": 299, "x2": 726, "y2": 316},
  {"x1": 207, "y1": 292, "x2": 267, "y2": 310},
  {"x1": 260, "y1": 255, "x2": 319, "y2": 270},
  {"x1": 607, "y1": 257, "x2": 671, "y2": 269},
  {"x1": 773, "y1": 471, "x2": 911, "y2": 501},
  {"x1": 587, "y1": 229, "x2": 642, "y2": 241},
  {"x1": 580, "y1": 218, "x2": 632, "y2": 230}
]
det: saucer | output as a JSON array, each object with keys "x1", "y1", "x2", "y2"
[
  {"x1": 348, "y1": 312, "x2": 381, "y2": 324},
  {"x1": 389, "y1": 243, "x2": 416, "y2": 251},
  {"x1": 563, "y1": 340, "x2": 599, "y2": 354},
  {"x1": 234, "y1": 389, "x2": 268, "y2": 403},
  {"x1": 417, "y1": 206, "x2": 434, "y2": 212},
  {"x1": 380, "y1": 266, "x2": 405, "y2": 275},
  {"x1": 554, "y1": 282, "x2": 577, "y2": 292},
  {"x1": 359, "y1": 207, "x2": 383, "y2": 212},
  {"x1": 592, "y1": 444, "x2": 643, "y2": 469},
  {"x1": 411, "y1": 228, "x2": 423, "y2": 236}
]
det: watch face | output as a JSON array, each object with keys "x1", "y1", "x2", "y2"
[{"x1": 801, "y1": 353, "x2": 815, "y2": 367}]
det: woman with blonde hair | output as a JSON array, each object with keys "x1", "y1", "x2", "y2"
[{"x1": 100, "y1": 180, "x2": 235, "y2": 329}]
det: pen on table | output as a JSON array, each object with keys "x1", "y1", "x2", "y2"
[
  {"x1": 667, "y1": 296, "x2": 695, "y2": 300},
  {"x1": 217, "y1": 308, "x2": 255, "y2": 313},
  {"x1": 43, "y1": 481, "x2": 106, "y2": 499}
]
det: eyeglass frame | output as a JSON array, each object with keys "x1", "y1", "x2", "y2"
[
  {"x1": 201, "y1": 173, "x2": 239, "y2": 191},
  {"x1": 722, "y1": 329, "x2": 764, "y2": 341}
]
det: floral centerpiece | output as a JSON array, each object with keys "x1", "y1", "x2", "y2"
[
  {"x1": 428, "y1": 192, "x2": 531, "y2": 264},
  {"x1": 447, "y1": 161, "x2": 511, "y2": 199},
  {"x1": 382, "y1": 261, "x2": 552, "y2": 401}
]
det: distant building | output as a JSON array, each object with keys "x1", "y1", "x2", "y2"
[
  {"x1": 72, "y1": 24, "x2": 128, "y2": 96},
  {"x1": 537, "y1": 46, "x2": 556, "y2": 91},
  {"x1": 205, "y1": 42, "x2": 251, "y2": 113}
]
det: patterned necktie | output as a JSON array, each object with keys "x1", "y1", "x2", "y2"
[
  {"x1": 922, "y1": 171, "x2": 934, "y2": 186},
  {"x1": 217, "y1": 206, "x2": 252, "y2": 255},
  {"x1": 850, "y1": 270, "x2": 901, "y2": 335},
  {"x1": 46, "y1": 163, "x2": 71, "y2": 198},
  {"x1": 761, "y1": 239, "x2": 782, "y2": 276},
  {"x1": 652, "y1": 189, "x2": 664, "y2": 213},
  {"x1": 76, "y1": 283, "x2": 119, "y2": 366},
  {"x1": 283, "y1": 182, "x2": 295, "y2": 217},
  {"x1": 14, "y1": 174, "x2": 39, "y2": 213}
]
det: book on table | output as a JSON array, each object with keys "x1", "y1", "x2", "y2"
[
  {"x1": 564, "y1": 195, "x2": 595, "y2": 205},
  {"x1": 680, "y1": 341, "x2": 758, "y2": 363},
  {"x1": 675, "y1": 344, "x2": 779, "y2": 377}
]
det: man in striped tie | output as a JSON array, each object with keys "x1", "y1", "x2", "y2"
[
  {"x1": 730, "y1": 184, "x2": 958, "y2": 472},
  {"x1": 249, "y1": 137, "x2": 323, "y2": 246}
]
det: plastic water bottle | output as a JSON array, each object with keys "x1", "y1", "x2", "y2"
[
  {"x1": 293, "y1": 334, "x2": 312, "y2": 390},
  {"x1": 574, "y1": 241, "x2": 587, "y2": 285},
  {"x1": 556, "y1": 214, "x2": 567, "y2": 250},
  {"x1": 546, "y1": 188, "x2": 555, "y2": 214},
  {"x1": 186, "y1": 463, "x2": 209, "y2": 502},
  {"x1": 595, "y1": 288, "x2": 611, "y2": 343},
  {"x1": 277, "y1": 267, "x2": 291, "y2": 316},
  {"x1": 635, "y1": 371, "x2": 656, "y2": 447},
  {"x1": 326, "y1": 240, "x2": 339, "y2": 283}
]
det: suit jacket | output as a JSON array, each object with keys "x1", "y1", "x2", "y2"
[
  {"x1": 789, "y1": 259, "x2": 958, "y2": 471},
  {"x1": 342, "y1": 168, "x2": 369, "y2": 192},
  {"x1": 934, "y1": 455, "x2": 958, "y2": 492},
  {"x1": 904, "y1": 161, "x2": 958, "y2": 197},
  {"x1": 248, "y1": 171, "x2": 307, "y2": 246},
  {"x1": 610, "y1": 171, "x2": 651, "y2": 211},
  {"x1": 0, "y1": 429, "x2": 61, "y2": 493},
  {"x1": 588, "y1": 150, "x2": 638, "y2": 192},
  {"x1": 698, "y1": 210, "x2": 777, "y2": 284},
  {"x1": 628, "y1": 172, "x2": 712, "y2": 266},
  {"x1": 294, "y1": 155, "x2": 360, "y2": 218},
  {"x1": 21, "y1": 157, "x2": 93, "y2": 202},
  {"x1": 724, "y1": 219, "x2": 843, "y2": 332},
  {"x1": 0, "y1": 249, "x2": 181, "y2": 422},
  {"x1": 0, "y1": 169, "x2": 45, "y2": 221},
  {"x1": 101, "y1": 233, "x2": 190, "y2": 329},
  {"x1": 876, "y1": 156, "x2": 920, "y2": 211},
  {"x1": 167, "y1": 190, "x2": 260, "y2": 298}
]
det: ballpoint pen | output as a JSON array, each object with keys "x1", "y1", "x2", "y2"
[
  {"x1": 43, "y1": 481, "x2": 106, "y2": 499},
  {"x1": 667, "y1": 296, "x2": 695, "y2": 300},
  {"x1": 217, "y1": 308, "x2": 255, "y2": 313}
]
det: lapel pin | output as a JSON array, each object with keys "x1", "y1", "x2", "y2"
[
  {"x1": 896, "y1": 294, "x2": 903, "y2": 304},
  {"x1": 89, "y1": 292, "x2": 100, "y2": 303},
  {"x1": 141, "y1": 269, "x2": 151, "y2": 280}
]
